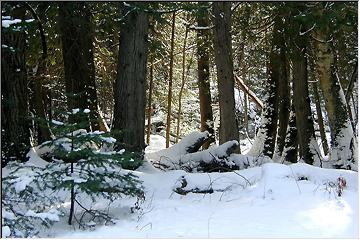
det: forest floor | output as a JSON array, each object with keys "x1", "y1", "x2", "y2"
[{"x1": 27, "y1": 135, "x2": 357, "y2": 238}]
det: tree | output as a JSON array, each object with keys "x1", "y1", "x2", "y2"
[
  {"x1": 273, "y1": 11, "x2": 291, "y2": 160},
  {"x1": 112, "y1": 3, "x2": 149, "y2": 153},
  {"x1": 312, "y1": 3, "x2": 355, "y2": 169},
  {"x1": 1, "y1": 2, "x2": 31, "y2": 165},
  {"x1": 311, "y1": 80, "x2": 329, "y2": 156},
  {"x1": 26, "y1": 2, "x2": 52, "y2": 144},
  {"x1": 212, "y1": 2, "x2": 240, "y2": 153},
  {"x1": 282, "y1": 104, "x2": 298, "y2": 163},
  {"x1": 288, "y1": 12, "x2": 320, "y2": 165},
  {"x1": 146, "y1": 57, "x2": 154, "y2": 145},
  {"x1": 196, "y1": 3, "x2": 214, "y2": 149},
  {"x1": 58, "y1": 2, "x2": 100, "y2": 130},
  {"x1": 165, "y1": 11, "x2": 176, "y2": 148},
  {"x1": 175, "y1": 15, "x2": 189, "y2": 143},
  {"x1": 248, "y1": 14, "x2": 281, "y2": 158}
]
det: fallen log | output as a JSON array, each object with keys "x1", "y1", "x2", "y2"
[
  {"x1": 146, "y1": 131, "x2": 210, "y2": 164},
  {"x1": 234, "y1": 73, "x2": 263, "y2": 110},
  {"x1": 148, "y1": 136, "x2": 240, "y2": 171}
]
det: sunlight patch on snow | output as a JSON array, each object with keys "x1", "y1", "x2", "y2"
[{"x1": 298, "y1": 200, "x2": 355, "y2": 236}]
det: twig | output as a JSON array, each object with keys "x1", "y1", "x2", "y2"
[{"x1": 289, "y1": 165, "x2": 301, "y2": 194}]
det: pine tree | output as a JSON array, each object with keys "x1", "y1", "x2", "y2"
[{"x1": 1, "y1": 2, "x2": 31, "y2": 166}]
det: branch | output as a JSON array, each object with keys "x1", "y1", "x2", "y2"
[
  {"x1": 24, "y1": 2, "x2": 47, "y2": 59},
  {"x1": 345, "y1": 60, "x2": 358, "y2": 103},
  {"x1": 234, "y1": 73, "x2": 263, "y2": 109}
]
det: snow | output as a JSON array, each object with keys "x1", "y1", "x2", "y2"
[
  {"x1": 146, "y1": 131, "x2": 209, "y2": 164},
  {"x1": 100, "y1": 136, "x2": 116, "y2": 143},
  {"x1": 2, "y1": 210, "x2": 15, "y2": 220},
  {"x1": 51, "y1": 120, "x2": 64, "y2": 125},
  {"x1": 2, "y1": 19, "x2": 22, "y2": 28},
  {"x1": 72, "y1": 108, "x2": 80, "y2": 114},
  {"x1": 25, "y1": 209, "x2": 60, "y2": 222},
  {"x1": 83, "y1": 108, "x2": 90, "y2": 113},
  {"x1": 3, "y1": 134, "x2": 358, "y2": 238},
  {"x1": 56, "y1": 162, "x2": 358, "y2": 238},
  {"x1": 14, "y1": 175, "x2": 34, "y2": 193},
  {"x1": 2, "y1": 226, "x2": 11, "y2": 238}
]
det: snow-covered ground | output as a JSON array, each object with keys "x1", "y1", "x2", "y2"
[
  {"x1": 2, "y1": 135, "x2": 358, "y2": 238},
  {"x1": 56, "y1": 164, "x2": 358, "y2": 238}
]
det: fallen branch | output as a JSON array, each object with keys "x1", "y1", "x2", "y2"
[{"x1": 234, "y1": 73, "x2": 263, "y2": 110}]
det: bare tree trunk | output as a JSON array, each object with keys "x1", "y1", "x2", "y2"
[
  {"x1": 291, "y1": 34, "x2": 319, "y2": 165},
  {"x1": 25, "y1": 2, "x2": 52, "y2": 143},
  {"x1": 165, "y1": 12, "x2": 176, "y2": 148},
  {"x1": 312, "y1": 81, "x2": 329, "y2": 156},
  {"x1": 248, "y1": 15, "x2": 282, "y2": 158},
  {"x1": 196, "y1": 4, "x2": 214, "y2": 149},
  {"x1": 176, "y1": 25, "x2": 189, "y2": 143},
  {"x1": 1, "y1": 3, "x2": 31, "y2": 165},
  {"x1": 59, "y1": 2, "x2": 100, "y2": 130},
  {"x1": 212, "y1": 2, "x2": 240, "y2": 153},
  {"x1": 274, "y1": 39, "x2": 290, "y2": 160},
  {"x1": 112, "y1": 3, "x2": 149, "y2": 153},
  {"x1": 312, "y1": 7, "x2": 355, "y2": 169},
  {"x1": 345, "y1": 60, "x2": 357, "y2": 103},
  {"x1": 244, "y1": 93, "x2": 249, "y2": 135},
  {"x1": 146, "y1": 58, "x2": 154, "y2": 145},
  {"x1": 282, "y1": 104, "x2": 298, "y2": 163}
]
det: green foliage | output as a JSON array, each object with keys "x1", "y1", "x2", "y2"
[{"x1": 2, "y1": 110, "x2": 144, "y2": 237}]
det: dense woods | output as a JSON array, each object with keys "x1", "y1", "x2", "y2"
[{"x1": 1, "y1": 1, "x2": 358, "y2": 238}]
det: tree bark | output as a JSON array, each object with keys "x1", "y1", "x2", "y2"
[
  {"x1": 273, "y1": 28, "x2": 290, "y2": 160},
  {"x1": 112, "y1": 3, "x2": 149, "y2": 153},
  {"x1": 196, "y1": 4, "x2": 214, "y2": 149},
  {"x1": 312, "y1": 81, "x2": 329, "y2": 156},
  {"x1": 1, "y1": 3, "x2": 31, "y2": 165},
  {"x1": 291, "y1": 33, "x2": 319, "y2": 165},
  {"x1": 165, "y1": 12, "x2": 176, "y2": 148},
  {"x1": 234, "y1": 74, "x2": 263, "y2": 110},
  {"x1": 282, "y1": 104, "x2": 298, "y2": 163},
  {"x1": 25, "y1": 2, "x2": 52, "y2": 144},
  {"x1": 312, "y1": 7, "x2": 355, "y2": 169},
  {"x1": 146, "y1": 58, "x2": 154, "y2": 145},
  {"x1": 58, "y1": 2, "x2": 100, "y2": 130},
  {"x1": 212, "y1": 2, "x2": 240, "y2": 153},
  {"x1": 244, "y1": 93, "x2": 249, "y2": 135},
  {"x1": 176, "y1": 24, "x2": 189, "y2": 143},
  {"x1": 248, "y1": 16, "x2": 282, "y2": 158},
  {"x1": 345, "y1": 60, "x2": 357, "y2": 103}
]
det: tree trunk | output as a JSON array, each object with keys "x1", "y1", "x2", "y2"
[
  {"x1": 176, "y1": 25, "x2": 189, "y2": 143},
  {"x1": 58, "y1": 2, "x2": 100, "y2": 130},
  {"x1": 112, "y1": 3, "x2": 149, "y2": 153},
  {"x1": 25, "y1": 2, "x2": 52, "y2": 144},
  {"x1": 248, "y1": 16, "x2": 282, "y2": 158},
  {"x1": 196, "y1": 4, "x2": 214, "y2": 149},
  {"x1": 165, "y1": 12, "x2": 176, "y2": 148},
  {"x1": 282, "y1": 104, "x2": 298, "y2": 163},
  {"x1": 312, "y1": 8, "x2": 355, "y2": 169},
  {"x1": 146, "y1": 58, "x2": 154, "y2": 145},
  {"x1": 273, "y1": 33, "x2": 290, "y2": 160},
  {"x1": 1, "y1": 3, "x2": 31, "y2": 165},
  {"x1": 244, "y1": 93, "x2": 249, "y2": 135},
  {"x1": 345, "y1": 60, "x2": 357, "y2": 103},
  {"x1": 291, "y1": 33, "x2": 319, "y2": 165},
  {"x1": 212, "y1": 2, "x2": 240, "y2": 153},
  {"x1": 312, "y1": 81, "x2": 329, "y2": 156}
]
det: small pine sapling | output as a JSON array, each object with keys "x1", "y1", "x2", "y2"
[{"x1": 39, "y1": 108, "x2": 145, "y2": 226}]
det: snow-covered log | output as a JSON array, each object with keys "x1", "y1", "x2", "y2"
[
  {"x1": 148, "y1": 137, "x2": 240, "y2": 171},
  {"x1": 146, "y1": 131, "x2": 210, "y2": 163}
]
